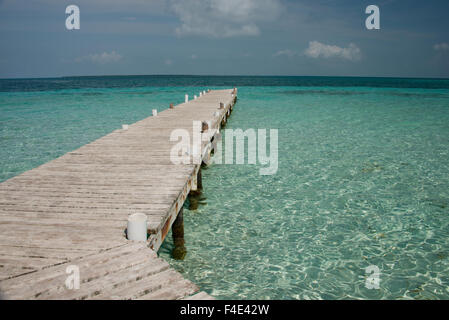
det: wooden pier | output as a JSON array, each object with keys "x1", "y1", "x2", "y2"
[{"x1": 0, "y1": 89, "x2": 237, "y2": 299}]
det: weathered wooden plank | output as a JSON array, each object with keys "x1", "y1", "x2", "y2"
[
  {"x1": 0, "y1": 255, "x2": 65, "y2": 269},
  {"x1": 0, "y1": 266, "x2": 37, "y2": 281},
  {"x1": 137, "y1": 277, "x2": 198, "y2": 300},
  {"x1": 96, "y1": 269, "x2": 195, "y2": 300},
  {"x1": 0, "y1": 243, "x2": 152, "y2": 298},
  {"x1": 183, "y1": 291, "x2": 216, "y2": 300},
  {"x1": 0, "y1": 206, "x2": 168, "y2": 215},
  {"x1": 0, "y1": 245, "x2": 95, "y2": 260}
]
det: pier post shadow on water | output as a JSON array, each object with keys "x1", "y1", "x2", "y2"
[{"x1": 172, "y1": 166, "x2": 208, "y2": 260}]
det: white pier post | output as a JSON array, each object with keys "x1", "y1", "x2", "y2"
[
  {"x1": 127, "y1": 213, "x2": 147, "y2": 242},
  {"x1": 194, "y1": 95, "x2": 197, "y2": 100},
  {"x1": 152, "y1": 109, "x2": 157, "y2": 116},
  {"x1": 185, "y1": 94, "x2": 188, "y2": 103},
  {"x1": 199, "y1": 92, "x2": 202, "y2": 97},
  {"x1": 122, "y1": 124, "x2": 129, "y2": 130}
]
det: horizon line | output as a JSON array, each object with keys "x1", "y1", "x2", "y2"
[{"x1": 1, "y1": 74, "x2": 449, "y2": 81}]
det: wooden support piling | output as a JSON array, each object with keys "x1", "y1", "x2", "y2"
[
  {"x1": 172, "y1": 207, "x2": 186, "y2": 260},
  {"x1": 196, "y1": 167, "x2": 203, "y2": 190},
  {"x1": 188, "y1": 167, "x2": 203, "y2": 211},
  {"x1": 188, "y1": 167, "x2": 203, "y2": 198},
  {"x1": 201, "y1": 121, "x2": 209, "y2": 133}
]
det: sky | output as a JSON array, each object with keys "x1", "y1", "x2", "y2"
[{"x1": 0, "y1": 0, "x2": 448, "y2": 78}]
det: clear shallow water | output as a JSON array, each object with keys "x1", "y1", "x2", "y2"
[
  {"x1": 1, "y1": 76, "x2": 449, "y2": 299},
  {"x1": 159, "y1": 85, "x2": 449, "y2": 299}
]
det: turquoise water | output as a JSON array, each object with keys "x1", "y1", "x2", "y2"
[
  {"x1": 1, "y1": 77, "x2": 449, "y2": 299},
  {"x1": 160, "y1": 86, "x2": 449, "y2": 299}
]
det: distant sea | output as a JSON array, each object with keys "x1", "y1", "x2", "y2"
[{"x1": 1, "y1": 76, "x2": 449, "y2": 299}]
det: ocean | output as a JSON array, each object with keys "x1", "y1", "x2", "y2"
[{"x1": 1, "y1": 76, "x2": 448, "y2": 299}]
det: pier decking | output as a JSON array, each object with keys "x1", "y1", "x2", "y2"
[{"x1": 0, "y1": 89, "x2": 237, "y2": 299}]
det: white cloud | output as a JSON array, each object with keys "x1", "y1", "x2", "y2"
[
  {"x1": 75, "y1": 51, "x2": 122, "y2": 64},
  {"x1": 304, "y1": 41, "x2": 361, "y2": 61},
  {"x1": 434, "y1": 43, "x2": 449, "y2": 51},
  {"x1": 171, "y1": 0, "x2": 281, "y2": 38},
  {"x1": 273, "y1": 49, "x2": 296, "y2": 57}
]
